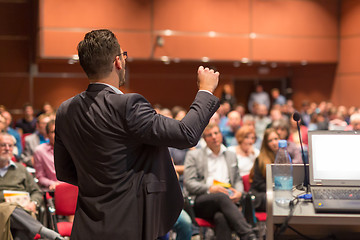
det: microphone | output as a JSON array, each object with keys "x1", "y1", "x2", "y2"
[{"x1": 293, "y1": 111, "x2": 309, "y2": 192}]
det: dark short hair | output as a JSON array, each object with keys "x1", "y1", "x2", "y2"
[{"x1": 77, "y1": 29, "x2": 121, "y2": 80}]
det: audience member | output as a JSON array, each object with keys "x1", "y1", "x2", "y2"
[
  {"x1": 228, "y1": 125, "x2": 259, "y2": 177},
  {"x1": 21, "y1": 114, "x2": 51, "y2": 167},
  {"x1": 308, "y1": 112, "x2": 328, "y2": 131},
  {"x1": 1, "y1": 111, "x2": 22, "y2": 158},
  {"x1": 159, "y1": 108, "x2": 173, "y2": 118},
  {"x1": 184, "y1": 123, "x2": 257, "y2": 240},
  {"x1": 36, "y1": 102, "x2": 55, "y2": 117},
  {"x1": 0, "y1": 105, "x2": 6, "y2": 113},
  {"x1": 242, "y1": 114, "x2": 255, "y2": 129},
  {"x1": 300, "y1": 100, "x2": 311, "y2": 126},
  {"x1": 220, "y1": 83, "x2": 237, "y2": 109},
  {"x1": 171, "y1": 106, "x2": 187, "y2": 120},
  {"x1": 271, "y1": 119, "x2": 303, "y2": 164},
  {"x1": 153, "y1": 104, "x2": 163, "y2": 114},
  {"x1": 328, "y1": 112, "x2": 348, "y2": 130},
  {"x1": 218, "y1": 101, "x2": 231, "y2": 130},
  {"x1": 0, "y1": 132, "x2": 64, "y2": 240},
  {"x1": 254, "y1": 104, "x2": 271, "y2": 147},
  {"x1": 209, "y1": 112, "x2": 220, "y2": 126},
  {"x1": 248, "y1": 84, "x2": 270, "y2": 114},
  {"x1": 270, "y1": 88, "x2": 286, "y2": 106},
  {"x1": 280, "y1": 99, "x2": 295, "y2": 119},
  {"x1": 266, "y1": 108, "x2": 286, "y2": 129},
  {"x1": 170, "y1": 210, "x2": 193, "y2": 240},
  {"x1": 288, "y1": 117, "x2": 308, "y2": 147},
  {"x1": 15, "y1": 103, "x2": 37, "y2": 135},
  {"x1": 242, "y1": 114, "x2": 262, "y2": 149},
  {"x1": 0, "y1": 114, "x2": 6, "y2": 133},
  {"x1": 234, "y1": 103, "x2": 246, "y2": 119},
  {"x1": 33, "y1": 120, "x2": 60, "y2": 190},
  {"x1": 221, "y1": 110, "x2": 242, "y2": 147},
  {"x1": 249, "y1": 128, "x2": 280, "y2": 212},
  {"x1": 345, "y1": 113, "x2": 360, "y2": 131},
  {"x1": 347, "y1": 106, "x2": 359, "y2": 124}
]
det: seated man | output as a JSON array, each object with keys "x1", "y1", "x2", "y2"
[
  {"x1": 184, "y1": 123, "x2": 257, "y2": 240},
  {"x1": 1, "y1": 111, "x2": 22, "y2": 158},
  {"x1": 0, "y1": 132, "x2": 63, "y2": 240},
  {"x1": 14, "y1": 103, "x2": 37, "y2": 135},
  {"x1": 33, "y1": 120, "x2": 61, "y2": 190},
  {"x1": 21, "y1": 114, "x2": 52, "y2": 167}
]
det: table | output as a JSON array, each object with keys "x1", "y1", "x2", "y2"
[{"x1": 266, "y1": 164, "x2": 360, "y2": 240}]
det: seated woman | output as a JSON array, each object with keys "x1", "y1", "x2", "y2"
[
  {"x1": 228, "y1": 125, "x2": 259, "y2": 177},
  {"x1": 288, "y1": 116, "x2": 308, "y2": 147},
  {"x1": 249, "y1": 128, "x2": 280, "y2": 212},
  {"x1": 271, "y1": 119, "x2": 303, "y2": 164}
]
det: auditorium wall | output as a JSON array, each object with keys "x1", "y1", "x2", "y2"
[{"x1": 1, "y1": 0, "x2": 358, "y2": 116}]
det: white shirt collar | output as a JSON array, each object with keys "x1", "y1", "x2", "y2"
[
  {"x1": 0, "y1": 159, "x2": 17, "y2": 177},
  {"x1": 205, "y1": 144, "x2": 227, "y2": 157}
]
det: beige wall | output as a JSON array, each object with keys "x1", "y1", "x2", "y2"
[
  {"x1": 3, "y1": 0, "x2": 360, "y2": 115},
  {"x1": 332, "y1": 0, "x2": 360, "y2": 107}
]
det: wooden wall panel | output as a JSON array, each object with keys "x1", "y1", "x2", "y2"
[
  {"x1": 338, "y1": 37, "x2": 360, "y2": 74},
  {"x1": 41, "y1": 0, "x2": 151, "y2": 30},
  {"x1": 40, "y1": 30, "x2": 152, "y2": 58},
  {"x1": 0, "y1": 77, "x2": 30, "y2": 109},
  {"x1": 0, "y1": 40, "x2": 29, "y2": 72},
  {"x1": 341, "y1": 0, "x2": 360, "y2": 36},
  {"x1": 332, "y1": 0, "x2": 360, "y2": 107},
  {"x1": 331, "y1": 75, "x2": 360, "y2": 107},
  {"x1": 253, "y1": 38, "x2": 338, "y2": 62},
  {"x1": 33, "y1": 77, "x2": 89, "y2": 109},
  {"x1": 253, "y1": 0, "x2": 338, "y2": 36},
  {"x1": 0, "y1": 2, "x2": 31, "y2": 35},
  {"x1": 39, "y1": 0, "x2": 338, "y2": 63},
  {"x1": 291, "y1": 64, "x2": 337, "y2": 108},
  {"x1": 153, "y1": 0, "x2": 250, "y2": 33},
  {"x1": 153, "y1": 35, "x2": 250, "y2": 60}
]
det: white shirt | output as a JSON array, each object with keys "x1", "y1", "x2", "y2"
[
  {"x1": 228, "y1": 146, "x2": 259, "y2": 177},
  {"x1": 206, "y1": 144, "x2": 230, "y2": 187}
]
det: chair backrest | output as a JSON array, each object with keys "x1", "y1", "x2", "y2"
[
  {"x1": 21, "y1": 133, "x2": 31, "y2": 149},
  {"x1": 242, "y1": 174, "x2": 251, "y2": 192},
  {"x1": 54, "y1": 182, "x2": 78, "y2": 216}
]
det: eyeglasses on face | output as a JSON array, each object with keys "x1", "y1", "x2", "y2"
[{"x1": 0, "y1": 143, "x2": 14, "y2": 148}]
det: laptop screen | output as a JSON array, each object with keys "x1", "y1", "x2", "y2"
[{"x1": 308, "y1": 131, "x2": 360, "y2": 186}]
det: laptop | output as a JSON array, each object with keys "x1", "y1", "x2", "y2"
[{"x1": 308, "y1": 130, "x2": 360, "y2": 213}]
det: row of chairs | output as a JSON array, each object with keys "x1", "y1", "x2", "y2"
[{"x1": 46, "y1": 175, "x2": 266, "y2": 239}]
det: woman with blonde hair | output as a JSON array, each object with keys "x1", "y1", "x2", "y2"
[
  {"x1": 249, "y1": 128, "x2": 280, "y2": 211},
  {"x1": 228, "y1": 125, "x2": 259, "y2": 177}
]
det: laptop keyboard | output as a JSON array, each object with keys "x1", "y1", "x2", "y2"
[{"x1": 312, "y1": 188, "x2": 360, "y2": 200}]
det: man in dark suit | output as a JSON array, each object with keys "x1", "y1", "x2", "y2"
[{"x1": 54, "y1": 29, "x2": 220, "y2": 240}]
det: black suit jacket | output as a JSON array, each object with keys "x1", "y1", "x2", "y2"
[{"x1": 54, "y1": 84, "x2": 219, "y2": 239}]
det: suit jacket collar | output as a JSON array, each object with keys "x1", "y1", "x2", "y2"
[{"x1": 86, "y1": 83, "x2": 123, "y2": 94}]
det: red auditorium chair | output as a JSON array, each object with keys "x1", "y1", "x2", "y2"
[
  {"x1": 49, "y1": 182, "x2": 78, "y2": 237},
  {"x1": 242, "y1": 174, "x2": 267, "y2": 222},
  {"x1": 195, "y1": 217, "x2": 215, "y2": 239}
]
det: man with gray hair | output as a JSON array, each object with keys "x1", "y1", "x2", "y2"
[
  {"x1": 345, "y1": 113, "x2": 360, "y2": 131},
  {"x1": 0, "y1": 132, "x2": 63, "y2": 240}
]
